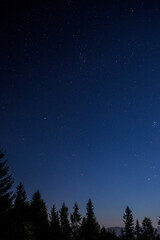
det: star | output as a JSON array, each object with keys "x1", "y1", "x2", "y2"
[{"x1": 152, "y1": 121, "x2": 157, "y2": 128}]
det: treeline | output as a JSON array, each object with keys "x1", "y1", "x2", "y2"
[{"x1": 0, "y1": 148, "x2": 160, "y2": 240}]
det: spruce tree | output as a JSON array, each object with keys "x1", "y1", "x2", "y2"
[
  {"x1": 0, "y1": 148, "x2": 13, "y2": 240},
  {"x1": 99, "y1": 226, "x2": 107, "y2": 240},
  {"x1": 85, "y1": 199, "x2": 100, "y2": 240},
  {"x1": 31, "y1": 190, "x2": 49, "y2": 240},
  {"x1": 119, "y1": 228, "x2": 125, "y2": 240},
  {"x1": 79, "y1": 217, "x2": 87, "y2": 240},
  {"x1": 14, "y1": 182, "x2": 27, "y2": 208},
  {"x1": 13, "y1": 182, "x2": 33, "y2": 240},
  {"x1": 70, "y1": 202, "x2": 81, "y2": 240},
  {"x1": 123, "y1": 206, "x2": 134, "y2": 240},
  {"x1": 99, "y1": 227, "x2": 117, "y2": 240},
  {"x1": 0, "y1": 149, "x2": 13, "y2": 216},
  {"x1": 60, "y1": 202, "x2": 71, "y2": 240},
  {"x1": 135, "y1": 219, "x2": 141, "y2": 240},
  {"x1": 50, "y1": 204, "x2": 61, "y2": 240},
  {"x1": 142, "y1": 217, "x2": 157, "y2": 240}
]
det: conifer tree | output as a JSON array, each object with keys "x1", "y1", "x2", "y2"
[
  {"x1": 141, "y1": 217, "x2": 157, "y2": 240},
  {"x1": 107, "y1": 229, "x2": 117, "y2": 240},
  {"x1": 14, "y1": 182, "x2": 27, "y2": 207},
  {"x1": 60, "y1": 202, "x2": 71, "y2": 240},
  {"x1": 70, "y1": 202, "x2": 81, "y2": 240},
  {"x1": 119, "y1": 228, "x2": 125, "y2": 240},
  {"x1": 13, "y1": 182, "x2": 32, "y2": 240},
  {"x1": 99, "y1": 226, "x2": 107, "y2": 240},
  {"x1": 31, "y1": 190, "x2": 49, "y2": 240},
  {"x1": 0, "y1": 148, "x2": 13, "y2": 240},
  {"x1": 123, "y1": 206, "x2": 134, "y2": 240},
  {"x1": 0, "y1": 149, "x2": 13, "y2": 215},
  {"x1": 135, "y1": 219, "x2": 141, "y2": 240},
  {"x1": 79, "y1": 216, "x2": 87, "y2": 240},
  {"x1": 84, "y1": 198, "x2": 100, "y2": 240},
  {"x1": 50, "y1": 204, "x2": 61, "y2": 240},
  {"x1": 99, "y1": 227, "x2": 117, "y2": 240}
]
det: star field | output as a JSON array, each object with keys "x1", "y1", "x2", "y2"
[{"x1": 1, "y1": 0, "x2": 160, "y2": 227}]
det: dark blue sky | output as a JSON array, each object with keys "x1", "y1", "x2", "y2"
[{"x1": 1, "y1": 0, "x2": 160, "y2": 227}]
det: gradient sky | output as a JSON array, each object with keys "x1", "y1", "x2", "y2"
[{"x1": 1, "y1": 0, "x2": 160, "y2": 227}]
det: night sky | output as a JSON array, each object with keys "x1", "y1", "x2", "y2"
[{"x1": 1, "y1": 0, "x2": 160, "y2": 227}]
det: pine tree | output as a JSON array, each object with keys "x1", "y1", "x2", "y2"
[
  {"x1": 142, "y1": 217, "x2": 157, "y2": 240},
  {"x1": 135, "y1": 219, "x2": 141, "y2": 240},
  {"x1": 50, "y1": 204, "x2": 61, "y2": 240},
  {"x1": 99, "y1": 226, "x2": 108, "y2": 240},
  {"x1": 0, "y1": 148, "x2": 13, "y2": 240},
  {"x1": 84, "y1": 199, "x2": 100, "y2": 240},
  {"x1": 119, "y1": 228, "x2": 125, "y2": 240},
  {"x1": 14, "y1": 182, "x2": 27, "y2": 208},
  {"x1": 123, "y1": 206, "x2": 134, "y2": 240},
  {"x1": 106, "y1": 229, "x2": 117, "y2": 240},
  {"x1": 70, "y1": 202, "x2": 81, "y2": 240},
  {"x1": 31, "y1": 190, "x2": 49, "y2": 240},
  {"x1": 99, "y1": 227, "x2": 117, "y2": 240},
  {"x1": 60, "y1": 202, "x2": 71, "y2": 240},
  {"x1": 0, "y1": 149, "x2": 13, "y2": 215},
  {"x1": 79, "y1": 217, "x2": 86, "y2": 240},
  {"x1": 12, "y1": 182, "x2": 33, "y2": 240}
]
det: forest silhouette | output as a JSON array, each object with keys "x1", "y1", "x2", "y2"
[{"x1": 0, "y1": 148, "x2": 159, "y2": 240}]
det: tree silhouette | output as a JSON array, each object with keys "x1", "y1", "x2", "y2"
[
  {"x1": 0, "y1": 148, "x2": 13, "y2": 240},
  {"x1": 99, "y1": 226, "x2": 108, "y2": 240},
  {"x1": 31, "y1": 190, "x2": 49, "y2": 240},
  {"x1": 79, "y1": 216, "x2": 86, "y2": 240},
  {"x1": 135, "y1": 219, "x2": 141, "y2": 240},
  {"x1": 12, "y1": 182, "x2": 33, "y2": 240},
  {"x1": 99, "y1": 226, "x2": 117, "y2": 240},
  {"x1": 142, "y1": 217, "x2": 158, "y2": 240},
  {"x1": 60, "y1": 202, "x2": 71, "y2": 240},
  {"x1": 50, "y1": 204, "x2": 61, "y2": 240},
  {"x1": 123, "y1": 206, "x2": 134, "y2": 240},
  {"x1": 119, "y1": 228, "x2": 125, "y2": 240},
  {"x1": 84, "y1": 198, "x2": 100, "y2": 240},
  {"x1": 14, "y1": 182, "x2": 27, "y2": 207},
  {"x1": 70, "y1": 202, "x2": 81, "y2": 240}
]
